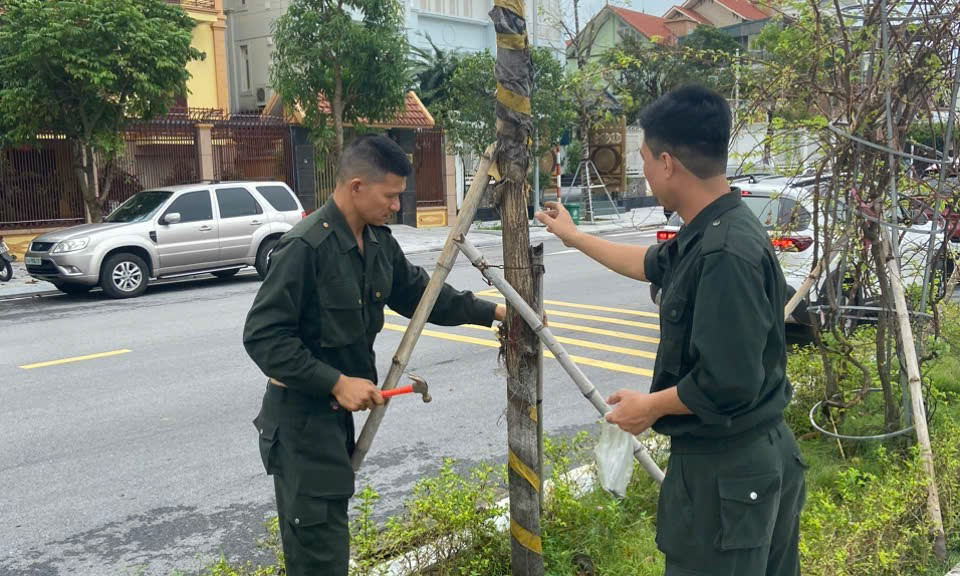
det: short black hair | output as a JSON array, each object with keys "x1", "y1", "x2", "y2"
[
  {"x1": 639, "y1": 85, "x2": 731, "y2": 179},
  {"x1": 336, "y1": 134, "x2": 412, "y2": 183}
]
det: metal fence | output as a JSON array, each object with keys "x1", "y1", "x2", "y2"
[
  {"x1": 212, "y1": 115, "x2": 293, "y2": 188},
  {"x1": 414, "y1": 128, "x2": 446, "y2": 207},
  {"x1": 0, "y1": 136, "x2": 85, "y2": 229},
  {"x1": 0, "y1": 109, "x2": 294, "y2": 231},
  {"x1": 166, "y1": 0, "x2": 217, "y2": 10}
]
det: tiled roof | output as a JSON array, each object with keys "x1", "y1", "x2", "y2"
[
  {"x1": 609, "y1": 6, "x2": 675, "y2": 43},
  {"x1": 712, "y1": 0, "x2": 769, "y2": 21},
  {"x1": 665, "y1": 5, "x2": 711, "y2": 24},
  {"x1": 263, "y1": 91, "x2": 434, "y2": 129}
]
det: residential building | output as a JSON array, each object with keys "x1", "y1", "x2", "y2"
[
  {"x1": 566, "y1": 5, "x2": 677, "y2": 68},
  {"x1": 170, "y1": 0, "x2": 230, "y2": 112},
  {"x1": 223, "y1": 0, "x2": 563, "y2": 113}
]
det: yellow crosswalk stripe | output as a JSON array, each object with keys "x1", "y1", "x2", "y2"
[
  {"x1": 481, "y1": 292, "x2": 660, "y2": 319},
  {"x1": 544, "y1": 310, "x2": 659, "y2": 331},
  {"x1": 381, "y1": 323, "x2": 652, "y2": 376}
]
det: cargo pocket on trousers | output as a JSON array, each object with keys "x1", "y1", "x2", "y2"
[
  {"x1": 254, "y1": 414, "x2": 281, "y2": 475},
  {"x1": 288, "y1": 494, "x2": 328, "y2": 530},
  {"x1": 717, "y1": 471, "x2": 781, "y2": 551}
]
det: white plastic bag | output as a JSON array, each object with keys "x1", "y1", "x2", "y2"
[{"x1": 594, "y1": 421, "x2": 635, "y2": 498}]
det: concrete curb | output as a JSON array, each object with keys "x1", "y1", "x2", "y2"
[{"x1": 946, "y1": 562, "x2": 960, "y2": 575}]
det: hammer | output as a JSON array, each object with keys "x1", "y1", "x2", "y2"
[{"x1": 380, "y1": 373, "x2": 431, "y2": 402}]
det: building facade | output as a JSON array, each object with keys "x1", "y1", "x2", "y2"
[{"x1": 172, "y1": 0, "x2": 230, "y2": 112}]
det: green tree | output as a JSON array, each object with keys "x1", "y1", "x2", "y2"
[
  {"x1": 0, "y1": 0, "x2": 202, "y2": 223},
  {"x1": 438, "y1": 48, "x2": 576, "y2": 161},
  {"x1": 606, "y1": 26, "x2": 741, "y2": 123},
  {"x1": 271, "y1": 0, "x2": 409, "y2": 159},
  {"x1": 409, "y1": 35, "x2": 461, "y2": 110}
]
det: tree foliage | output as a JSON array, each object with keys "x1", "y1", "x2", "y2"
[
  {"x1": 0, "y1": 0, "x2": 202, "y2": 222},
  {"x1": 271, "y1": 0, "x2": 409, "y2": 159}
]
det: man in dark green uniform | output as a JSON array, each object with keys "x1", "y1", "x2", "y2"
[
  {"x1": 536, "y1": 85, "x2": 805, "y2": 575},
  {"x1": 243, "y1": 134, "x2": 505, "y2": 576}
]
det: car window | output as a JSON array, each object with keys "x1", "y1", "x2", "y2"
[
  {"x1": 667, "y1": 212, "x2": 683, "y2": 226},
  {"x1": 105, "y1": 190, "x2": 173, "y2": 223},
  {"x1": 257, "y1": 185, "x2": 299, "y2": 212},
  {"x1": 162, "y1": 191, "x2": 213, "y2": 223},
  {"x1": 217, "y1": 187, "x2": 263, "y2": 219},
  {"x1": 779, "y1": 197, "x2": 812, "y2": 230},
  {"x1": 742, "y1": 195, "x2": 780, "y2": 229}
]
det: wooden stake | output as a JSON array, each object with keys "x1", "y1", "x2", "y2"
[
  {"x1": 351, "y1": 144, "x2": 495, "y2": 471},
  {"x1": 882, "y1": 228, "x2": 948, "y2": 560},
  {"x1": 456, "y1": 236, "x2": 665, "y2": 484}
]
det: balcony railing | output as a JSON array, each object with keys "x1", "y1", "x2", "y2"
[{"x1": 166, "y1": 0, "x2": 217, "y2": 11}]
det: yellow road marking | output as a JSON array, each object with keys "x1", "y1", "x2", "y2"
[
  {"x1": 385, "y1": 310, "x2": 661, "y2": 351},
  {"x1": 20, "y1": 349, "x2": 132, "y2": 370},
  {"x1": 547, "y1": 321, "x2": 661, "y2": 345},
  {"x1": 482, "y1": 293, "x2": 660, "y2": 319},
  {"x1": 544, "y1": 310, "x2": 659, "y2": 331},
  {"x1": 382, "y1": 323, "x2": 652, "y2": 376}
]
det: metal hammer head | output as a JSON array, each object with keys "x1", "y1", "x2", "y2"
[{"x1": 408, "y1": 373, "x2": 431, "y2": 403}]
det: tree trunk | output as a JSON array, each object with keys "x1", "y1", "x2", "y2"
[
  {"x1": 333, "y1": 68, "x2": 345, "y2": 162},
  {"x1": 73, "y1": 142, "x2": 102, "y2": 223},
  {"x1": 579, "y1": 112, "x2": 592, "y2": 222},
  {"x1": 491, "y1": 1, "x2": 543, "y2": 574}
]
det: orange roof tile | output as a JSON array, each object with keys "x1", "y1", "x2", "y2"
[
  {"x1": 609, "y1": 6, "x2": 676, "y2": 44},
  {"x1": 712, "y1": 0, "x2": 768, "y2": 21},
  {"x1": 263, "y1": 91, "x2": 434, "y2": 129},
  {"x1": 665, "y1": 5, "x2": 711, "y2": 24}
]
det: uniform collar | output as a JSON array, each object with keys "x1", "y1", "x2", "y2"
[
  {"x1": 674, "y1": 191, "x2": 742, "y2": 256},
  {"x1": 320, "y1": 199, "x2": 380, "y2": 254}
]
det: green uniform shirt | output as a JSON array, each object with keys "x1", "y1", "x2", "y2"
[
  {"x1": 243, "y1": 199, "x2": 497, "y2": 398},
  {"x1": 644, "y1": 191, "x2": 792, "y2": 441}
]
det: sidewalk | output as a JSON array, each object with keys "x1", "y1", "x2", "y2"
[{"x1": 0, "y1": 207, "x2": 667, "y2": 300}]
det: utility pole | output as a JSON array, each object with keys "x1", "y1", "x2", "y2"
[
  {"x1": 492, "y1": 0, "x2": 544, "y2": 574},
  {"x1": 531, "y1": 0, "x2": 540, "y2": 216}
]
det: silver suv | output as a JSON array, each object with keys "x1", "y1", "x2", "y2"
[{"x1": 25, "y1": 181, "x2": 304, "y2": 298}]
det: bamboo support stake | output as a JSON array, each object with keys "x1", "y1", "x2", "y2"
[
  {"x1": 456, "y1": 235, "x2": 665, "y2": 484},
  {"x1": 882, "y1": 228, "x2": 947, "y2": 560},
  {"x1": 351, "y1": 144, "x2": 496, "y2": 471},
  {"x1": 784, "y1": 237, "x2": 847, "y2": 320}
]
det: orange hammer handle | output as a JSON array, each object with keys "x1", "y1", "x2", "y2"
[{"x1": 380, "y1": 385, "x2": 414, "y2": 399}]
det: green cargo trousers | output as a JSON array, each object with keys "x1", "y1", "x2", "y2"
[
  {"x1": 255, "y1": 384, "x2": 355, "y2": 576},
  {"x1": 657, "y1": 420, "x2": 807, "y2": 576}
]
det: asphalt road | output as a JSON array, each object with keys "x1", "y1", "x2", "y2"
[{"x1": 0, "y1": 229, "x2": 690, "y2": 576}]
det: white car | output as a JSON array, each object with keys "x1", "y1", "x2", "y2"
[
  {"x1": 25, "y1": 181, "x2": 305, "y2": 298},
  {"x1": 655, "y1": 177, "x2": 956, "y2": 323}
]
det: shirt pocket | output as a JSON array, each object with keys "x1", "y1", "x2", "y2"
[
  {"x1": 317, "y1": 280, "x2": 364, "y2": 348},
  {"x1": 658, "y1": 294, "x2": 689, "y2": 375}
]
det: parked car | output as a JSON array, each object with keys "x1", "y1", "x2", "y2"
[
  {"x1": 25, "y1": 181, "x2": 304, "y2": 298},
  {"x1": 652, "y1": 177, "x2": 958, "y2": 323}
]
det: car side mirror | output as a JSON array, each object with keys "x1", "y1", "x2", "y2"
[{"x1": 163, "y1": 213, "x2": 182, "y2": 225}]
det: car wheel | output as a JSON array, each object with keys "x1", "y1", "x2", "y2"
[
  {"x1": 54, "y1": 282, "x2": 93, "y2": 295},
  {"x1": 255, "y1": 237, "x2": 278, "y2": 279},
  {"x1": 0, "y1": 260, "x2": 11, "y2": 282},
  {"x1": 100, "y1": 253, "x2": 148, "y2": 299},
  {"x1": 212, "y1": 269, "x2": 241, "y2": 279}
]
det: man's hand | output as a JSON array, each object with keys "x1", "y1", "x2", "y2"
[
  {"x1": 332, "y1": 375, "x2": 385, "y2": 412},
  {"x1": 605, "y1": 389, "x2": 662, "y2": 435},
  {"x1": 535, "y1": 201, "x2": 581, "y2": 247},
  {"x1": 494, "y1": 304, "x2": 507, "y2": 323}
]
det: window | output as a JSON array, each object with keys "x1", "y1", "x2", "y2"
[
  {"x1": 420, "y1": 0, "x2": 482, "y2": 18},
  {"x1": 217, "y1": 187, "x2": 263, "y2": 218},
  {"x1": 239, "y1": 45, "x2": 251, "y2": 92},
  {"x1": 779, "y1": 198, "x2": 812, "y2": 230},
  {"x1": 742, "y1": 196, "x2": 780, "y2": 230},
  {"x1": 257, "y1": 185, "x2": 299, "y2": 211},
  {"x1": 163, "y1": 191, "x2": 213, "y2": 223}
]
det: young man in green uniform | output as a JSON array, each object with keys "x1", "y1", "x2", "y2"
[
  {"x1": 536, "y1": 85, "x2": 806, "y2": 575},
  {"x1": 243, "y1": 134, "x2": 505, "y2": 576}
]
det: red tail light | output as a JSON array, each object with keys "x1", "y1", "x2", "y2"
[
  {"x1": 656, "y1": 230, "x2": 677, "y2": 241},
  {"x1": 771, "y1": 236, "x2": 813, "y2": 252},
  {"x1": 300, "y1": 211, "x2": 307, "y2": 220},
  {"x1": 740, "y1": 189, "x2": 751, "y2": 195}
]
